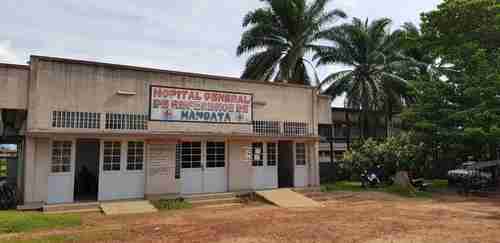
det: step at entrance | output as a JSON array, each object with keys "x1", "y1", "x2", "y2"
[
  {"x1": 256, "y1": 189, "x2": 322, "y2": 208},
  {"x1": 184, "y1": 192, "x2": 243, "y2": 208},
  {"x1": 43, "y1": 202, "x2": 101, "y2": 214},
  {"x1": 100, "y1": 200, "x2": 158, "y2": 215}
]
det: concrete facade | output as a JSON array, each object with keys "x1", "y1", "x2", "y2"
[{"x1": 0, "y1": 56, "x2": 332, "y2": 205}]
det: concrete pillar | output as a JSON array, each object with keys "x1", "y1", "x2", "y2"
[{"x1": 23, "y1": 137, "x2": 35, "y2": 203}]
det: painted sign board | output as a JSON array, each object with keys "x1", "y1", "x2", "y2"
[{"x1": 150, "y1": 86, "x2": 253, "y2": 124}]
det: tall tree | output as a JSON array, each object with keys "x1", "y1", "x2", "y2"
[
  {"x1": 403, "y1": 0, "x2": 500, "y2": 160},
  {"x1": 237, "y1": 0, "x2": 346, "y2": 85},
  {"x1": 314, "y1": 18, "x2": 413, "y2": 138}
]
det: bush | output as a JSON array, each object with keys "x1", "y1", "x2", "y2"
[
  {"x1": 152, "y1": 198, "x2": 191, "y2": 210},
  {"x1": 0, "y1": 182, "x2": 17, "y2": 210}
]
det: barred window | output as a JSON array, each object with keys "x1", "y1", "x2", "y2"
[
  {"x1": 51, "y1": 141, "x2": 72, "y2": 173},
  {"x1": 103, "y1": 141, "x2": 121, "y2": 171},
  {"x1": 284, "y1": 122, "x2": 309, "y2": 136},
  {"x1": 253, "y1": 121, "x2": 281, "y2": 136},
  {"x1": 52, "y1": 111, "x2": 100, "y2": 129},
  {"x1": 127, "y1": 141, "x2": 144, "y2": 171},
  {"x1": 206, "y1": 142, "x2": 225, "y2": 168},
  {"x1": 267, "y1": 143, "x2": 278, "y2": 166},
  {"x1": 178, "y1": 142, "x2": 202, "y2": 169},
  {"x1": 252, "y1": 143, "x2": 264, "y2": 167},
  {"x1": 296, "y1": 143, "x2": 306, "y2": 166},
  {"x1": 105, "y1": 113, "x2": 147, "y2": 130}
]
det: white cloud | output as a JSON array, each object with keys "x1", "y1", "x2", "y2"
[{"x1": 0, "y1": 40, "x2": 20, "y2": 64}]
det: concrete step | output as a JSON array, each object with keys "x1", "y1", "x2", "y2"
[
  {"x1": 100, "y1": 200, "x2": 158, "y2": 215},
  {"x1": 182, "y1": 192, "x2": 239, "y2": 201},
  {"x1": 44, "y1": 208, "x2": 102, "y2": 214},
  {"x1": 196, "y1": 202, "x2": 244, "y2": 209},
  {"x1": 43, "y1": 202, "x2": 100, "y2": 213},
  {"x1": 188, "y1": 197, "x2": 242, "y2": 207},
  {"x1": 292, "y1": 187, "x2": 322, "y2": 193}
]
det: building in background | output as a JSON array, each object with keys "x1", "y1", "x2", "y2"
[
  {"x1": 318, "y1": 108, "x2": 401, "y2": 182},
  {"x1": 0, "y1": 56, "x2": 332, "y2": 206}
]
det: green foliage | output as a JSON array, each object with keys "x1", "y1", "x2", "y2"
[
  {"x1": 237, "y1": 0, "x2": 346, "y2": 84},
  {"x1": 152, "y1": 198, "x2": 192, "y2": 211},
  {"x1": 403, "y1": 0, "x2": 500, "y2": 161},
  {"x1": 315, "y1": 17, "x2": 414, "y2": 138},
  {"x1": 0, "y1": 159, "x2": 6, "y2": 177},
  {"x1": 343, "y1": 132, "x2": 423, "y2": 176},
  {"x1": 0, "y1": 211, "x2": 81, "y2": 234}
]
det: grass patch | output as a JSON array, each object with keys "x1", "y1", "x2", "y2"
[
  {"x1": 322, "y1": 181, "x2": 434, "y2": 198},
  {"x1": 152, "y1": 198, "x2": 192, "y2": 211},
  {"x1": 429, "y1": 179, "x2": 449, "y2": 190},
  {"x1": 0, "y1": 211, "x2": 81, "y2": 234}
]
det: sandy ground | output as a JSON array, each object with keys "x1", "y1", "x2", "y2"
[{"x1": 5, "y1": 192, "x2": 500, "y2": 243}]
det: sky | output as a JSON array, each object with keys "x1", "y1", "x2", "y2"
[{"x1": 0, "y1": 0, "x2": 442, "y2": 106}]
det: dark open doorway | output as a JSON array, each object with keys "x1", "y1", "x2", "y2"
[
  {"x1": 74, "y1": 139, "x2": 99, "y2": 202},
  {"x1": 278, "y1": 141, "x2": 294, "y2": 188}
]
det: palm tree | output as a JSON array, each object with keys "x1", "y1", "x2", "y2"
[
  {"x1": 314, "y1": 18, "x2": 413, "y2": 138},
  {"x1": 237, "y1": 0, "x2": 346, "y2": 85}
]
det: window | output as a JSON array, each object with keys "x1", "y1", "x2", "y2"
[
  {"x1": 103, "y1": 141, "x2": 121, "y2": 171},
  {"x1": 206, "y1": 142, "x2": 225, "y2": 168},
  {"x1": 51, "y1": 141, "x2": 72, "y2": 173},
  {"x1": 334, "y1": 151, "x2": 345, "y2": 161},
  {"x1": 253, "y1": 121, "x2": 281, "y2": 136},
  {"x1": 267, "y1": 143, "x2": 277, "y2": 166},
  {"x1": 296, "y1": 143, "x2": 306, "y2": 166},
  {"x1": 179, "y1": 142, "x2": 202, "y2": 169},
  {"x1": 105, "y1": 113, "x2": 148, "y2": 130},
  {"x1": 52, "y1": 111, "x2": 100, "y2": 129},
  {"x1": 252, "y1": 143, "x2": 264, "y2": 166},
  {"x1": 127, "y1": 141, "x2": 144, "y2": 171},
  {"x1": 284, "y1": 122, "x2": 309, "y2": 136}
]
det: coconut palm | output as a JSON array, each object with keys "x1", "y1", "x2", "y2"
[
  {"x1": 237, "y1": 0, "x2": 346, "y2": 85},
  {"x1": 314, "y1": 18, "x2": 413, "y2": 138}
]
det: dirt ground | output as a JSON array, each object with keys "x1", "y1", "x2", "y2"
[{"x1": 5, "y1": 192, "x2": 500, "y2": 243}]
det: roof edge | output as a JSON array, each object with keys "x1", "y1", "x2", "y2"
[
  {"x1": 30, "y1": 55, "x2": 315, "y2": 90},
  {"x1": 0, "y1": 62, "x2": 29, "y2": 70}
]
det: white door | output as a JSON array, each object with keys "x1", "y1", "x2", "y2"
[
  {"x1": 98, "y1": 140, "x2": 145, "y2": 201},
  {"x1": 294, "y1": 143, "x2": 308, "y2": 188},
  {"x1": 180, "y1": 141, "x2": 227, "y2": 194},
  {"x1": 47, "y1": 140, "x2": 75, "y2": 204},
  {"x1": 203, "y1": 142, "x2": 227, "y2": 193},
  {"x1": 252, "y1": 142, "x2": 278, "y2": 190}
]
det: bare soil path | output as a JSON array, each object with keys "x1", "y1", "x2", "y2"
[{"x1": 5, "y1": 192, "x2": 500, "y2": 243}]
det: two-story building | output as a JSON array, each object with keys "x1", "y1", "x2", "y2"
[{"x1": 0, "y1": 56, "x2": 332, "y2": 205}]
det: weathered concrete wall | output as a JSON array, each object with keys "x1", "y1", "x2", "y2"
[
  {"x1": 24, "y1": 137, "x2": 49, "y2": 203},
  {"x1": 0, "y1": 64, "x2": 29, "y2": 110},
  {"x1": 27, "y1": 57, "x2": 323, "y2": 133},
  {"x1": 317, "y1": 96, "x2": 332, "y2": 124}
]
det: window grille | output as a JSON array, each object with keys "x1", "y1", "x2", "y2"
[
  {"x1": 252, "y1": 143, "x2": 264, "y2": 167},
  {"x1": 103, "y1": 141, "x2": 121, "y2": 171},
  {"x1": 284, "y1": 121, "x2": 309, "y2": 136},
  {"x1": 178, "y1": 142, "x2": 202, "y2": 169},
  {"x1": 127, "y1": 141, "x2": 144, "y2": 171},
  {"x1": 296, "y1": 143, "x2": 306, "y2": 166},
  {"x1": 175, "y1": 144, "x2": 181, "y2": 179},
  {"x1": 105, "y1": 113, "x2": 148, "y2": 130},
  {"x1": 51, "y1": 141, "x2": 72, "y2": 173},
  {"x1": 52, "y1": 111, "x2": 100, "y2": 129},
  {"x1": 206, "y1": 142, "x2": 225, "y2": 168},
  {"x1": 253, "y1": 121, "x2": 281, "y2": 136},
  {"x1": 267, "y1": 143, "x2": 278, "y2": 166}
]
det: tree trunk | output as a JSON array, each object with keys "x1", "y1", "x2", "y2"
[{"x1": 393, "y1": 171, "x2": 417, "y2": 194}]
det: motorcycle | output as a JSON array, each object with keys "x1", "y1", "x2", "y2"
[{"x1": 361, "y1": 165, "x2": 383, "y2": 188}]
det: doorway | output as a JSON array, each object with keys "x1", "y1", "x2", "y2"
[
  {"x1": 278, "y1": 141, "x2": 294, "y2": 188},
  {"x1": 74, "y1": 139, "x2": 99, "y2": 202}
]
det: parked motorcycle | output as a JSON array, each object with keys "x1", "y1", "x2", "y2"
[{"x1": 361, "y1": 165, "x2": 383, "y2": 188}]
